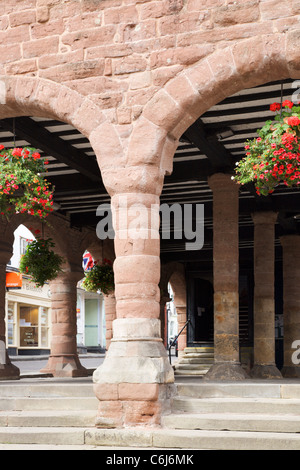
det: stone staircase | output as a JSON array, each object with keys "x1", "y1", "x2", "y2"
[
  {"x1": 84, "y1": 379, "x2": 300, "y2": 450},
  {"x1": 159, "y1": 380, "x2": 300, "y2": 449},
  {"x1": 1, "y1": 376, "x2": 300, "y2": 449},
  {"x1": 0, "y1": 378, "x2": 99, "y2": 449},
  {"x1": 174, "y1": 347, "x2": 214, "y2": 377}
]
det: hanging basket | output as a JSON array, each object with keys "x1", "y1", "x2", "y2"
[
  {"x1": 234, "y1": 100, "x2": 300, "y2": 196},
  {"x1": 82, "y1": 259, "x2": 114, "y2": 295},
  {"x1": 19, "y1": 237, "x2": 64, "y2": 287},
  {"x1": 0, "y1": 146, "x2": 54, "y2": 219}
]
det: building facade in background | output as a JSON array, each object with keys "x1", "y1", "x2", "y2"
[{"x1": 6, "y1": 226, "x2": 105, "y2": 355}]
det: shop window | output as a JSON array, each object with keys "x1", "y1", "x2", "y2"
[
  {"x1": 20, "y1": 237, "x2": 32, "y2": 256},
  {"x1": 19, "y1": 306, "x2": 39, "y2": 347},
  {"x1": 7, "y1": 302, "x2": 16, "y2": 346}
]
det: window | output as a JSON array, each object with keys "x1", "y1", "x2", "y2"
[
  {"x1": 20, "y1": 237, "x2": 31, "y2": 256},
  {"x1": 19, "y1": 306, "x2": 39, "y2": 347},
  {"x1": 19, "y1": 306, "x2": 50, "y2": 349},
  {"x1": 7, "y1": 302, "x2": 16, "y2": 346}
]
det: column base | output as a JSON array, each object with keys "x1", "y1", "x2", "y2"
[
  {"x1": 94, "y1": 383, "x2": 175, "y2": 428},
  {"x1": 250, "y1": 364, "x2": 282, "y2": 379},
  {"x1": 281, "y1": 365, "x2": 300, "y2": 378},
  {"x1": 40, "y1": 355, "x2": 89, "y2": 378},
  {"x1": 0, "y1": 356, "x2": 20, "y2": 380},
  {"x1": 92, "y1": 319, "x2": 175, "y2": 427},
  {"x1": 204, "y1": 362, "x2": 249, "y2": 381}
]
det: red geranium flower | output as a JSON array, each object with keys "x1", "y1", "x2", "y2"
[
  {"x1": 287, "y1": 116, "x2": 300, "y2": 127},
  {"x1": 270, "y1": 102, "x2": 281, "y2": 112},
  {"x1": 282, "y1": 100, "x2": 294, "y2": 109}
]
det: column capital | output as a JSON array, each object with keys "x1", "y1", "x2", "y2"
[
  {"x1": 207, "y1": 172, "x2": 240, "y2": 193},
  {"x1": 251, "y1": 211, "x2": 278, "y2": 225},
  {"x1": 280, "y1": 233, "x2": 300, "y2": 248},
  {"x1": 102, "y1": 166, "x2": 165, "y2": 197}
]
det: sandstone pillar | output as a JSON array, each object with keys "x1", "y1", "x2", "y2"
[
  {"x1": 93, "y1": 178, "x2": 175, "y2": 427},
  {"x1": 41, "y1": 272, "x2": 88, "y2": 377},
  {"x1": 0, "y1": 264, "x2": 20, "y2": 380},
  {"x1": 205, "y1": 173, "x2": 247, "y2": 380},
  {"x1": 251, "y1": 212, "x2": 282, "y2": 378},
  {"x1": 104, "y1": 293, "x2": 116, "y2": 350},
  {"x1": 280, "y1": 235, "x2": 300, "y2": 378}
]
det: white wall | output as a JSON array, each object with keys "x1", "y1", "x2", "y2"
[{"x1": 9, "y1": 225, "x2": 35, "y2": 269}]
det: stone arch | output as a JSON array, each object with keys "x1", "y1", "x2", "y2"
[
  {"x1": 0, "y1": 74, "x2": 123, "y2": 171},
  {"x1": 16, "y1": 215, "x2": 82, "y2": 274},
  {"x1": 130, "y1": 31, "x2": 299, "y2": 173}
]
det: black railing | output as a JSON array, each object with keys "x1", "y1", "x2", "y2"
[{"x1": 168, "y1": 319, "x2": 190, "y2": 364}]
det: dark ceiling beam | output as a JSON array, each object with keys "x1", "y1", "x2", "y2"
[
  {"x1": 46, "y1": 173, "x2": 106, "y2": 194},
  {"x1": 164, "y1": 158, "x2": 211, "y2": 184},
  {"x1": 0, "y1": 117, "x2": 102, "y2": 183},
  {"x1": 182, "y1": 118, "x2": 233, "y2": 173},
  {"x1": 277, "y1": 212, "x2": 299, "y2": 235}
]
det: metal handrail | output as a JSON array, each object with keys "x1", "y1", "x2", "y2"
[{"x1": 168, "y1": 319, "x2": 190, "y2": 364}]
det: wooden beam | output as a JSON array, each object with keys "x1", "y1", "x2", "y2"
[
  {"x1": 0, "y1": 117, "x2": 102, "y2": 183},
  {"x1": 182, "y1": 119, "x2": 233, "y2": 172},
  {"x1": 47, "y1": 173, "x2": 105, "y2": 194}
]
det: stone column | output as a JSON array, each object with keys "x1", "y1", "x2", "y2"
[
  {"x1": 40, "y1": 272, "x2": 88, "y2": 377},
  {"x1": 104, "y1": 293, "x2": 116, "y2": 350},
  {"x1": 93, "y1": 178, "x2": 175, "y2": 427},
  {"x1": 0, "y1": 264, "x2": 20, "y2": 380},
  {"x1": 251, "y1": 212, "x2": 282, "y2": 378},
  {"x1": 280, "y1": 235, "x2": 300, "y2": 378},
  {"x1": 205, "y1": 173, "x2": 247, "y2": 380}
]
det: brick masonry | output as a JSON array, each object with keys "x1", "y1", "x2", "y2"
[
  {"x1": 0, "y1": 0, "x2": 300, "y2": 425},
  {"x1": 0, "y1": 1, "x2": 298, "y2": 175}
]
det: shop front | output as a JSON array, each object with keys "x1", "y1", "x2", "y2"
[
  {"x1": 76, "y1": 287, "x2": 106, "y2": 353},
  {"x1": 6, "y1": 272, "x2": 51, "y2": 356}
]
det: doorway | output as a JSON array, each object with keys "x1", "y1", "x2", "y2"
[{"x1": 187, "y1": 276, "x2": 214, "y2": 345}]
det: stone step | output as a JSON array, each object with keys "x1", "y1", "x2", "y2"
[
  {"x1": 175, "y1": 348, "x2": 214, "y2": 378},
  {"x1": 175, "y1": 364, "x2": 211, "y2": 370},
  {"x1": 0, "y1": 410, "x2": 96, "y2": 428},
  {"x1": 174, "y1": 369, "x2": 209, "y2": 376},
  {"x1": 184, "y1": 347, "x2": 214, "y2": 353},
  {"x1": 172, "y1": 397, "x2": 300, "y2": 414},
  {"x1": 155, "y1": 429, "x2": 300, "y2": 450},
  {"x1": 175, "y1": 382, "x2": 300, "y2": 399},
  {"x1": 162, "y1": 412, "x2": 300, "y2": 433},
  {"x1": 0, "y1": 444, "x2": 122, "y2": 450},
  {"x1": 0, "y1": 427, "x2": 89, "y2": 446},
  {"x1": 85, "y1": 427, "x2": 300, "y2": 450},
  {"x1": 0, "y1": 397, "x2": 98, "y2": 412},
  {"x1": 179, "y1": 358, "x2": 214, "y2": 364},
  {"x1": 0, "y1": 382, "x2": 95, "y2": 398}
]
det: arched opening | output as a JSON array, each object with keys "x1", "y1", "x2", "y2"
[
  {"x1": 6, "y1": 224, "x2": 52, "y2": 358},
  {"x1": 0, "y1": 77, "x2": 115, "y2": 379},
  {"x1": 158, "y1": 72, "x2": 300, "y2": 379}
]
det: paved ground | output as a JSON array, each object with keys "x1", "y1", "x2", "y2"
[
  {"x1": 9, "y1": 354, "x2": 106, "y2": 377},
  {"x1": 8, "y1": 353, "x2": 178, "y2": 377}
]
